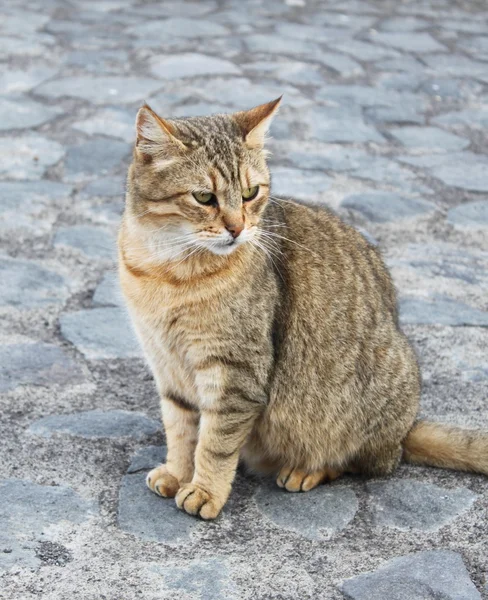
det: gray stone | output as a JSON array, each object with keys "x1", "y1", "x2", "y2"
[
  {"x1": 287, "y1": 148, "x2": 427, "y2": 194},
  {"x1": 0, "y1": 257, "x2": 69, "y2": 308},
  {"x1": 255, "y1": 481, "x2": 358, "y2": 540},
  {"x1": 129, "y1": 17, "x2": 228, "y2": 39},
  {"x1": 422, "y1": 54, "x2": 488, "y2": 79},
  {"x1": 185, "y1": 77, "x2": 308, "y2": 110},
  {"x1": 0, "y1": 478, "x2": 97, "y2": 573},
  {"x1": 364, "y1": 105, "x2": 424, "y2": 125},
  {"x1": 387, "y1": 243, "x2": 488, "y2": 290},
  {"x1": 341, "y1": 550, "x2": 481, "y2": 600},
  {"x1": 271, "y1": 167, "x2": 333, "y2": 202},
  {"x1": 373, "y1": 56, "x2": 425, "y2": 73},
  {"x1": 63, "y1": 138, "x2": 130, "y2": 181},
  {"x1": 431, "y1": 157, "x2": 488, "y2": 193},
  {"x1": 448, "y1": 201, "x2": 488, "y2": 229},
  {"x1": 245, "y1": 34, "x2": 320, "y2": 57},
  {"x1": 148, "y1": 558, "x2": 237, "y2": 599},
  {"x1": 399, "y1": 152, "x2": 488, "y2": 192},
  {"x1": 91, "y1": 200, "x2": 125, "y2": 224},
  {"x1": 350, "y1": 157, "x2": 430, "y2": 194},
  {"x1": 399, "y1": 295, "x2": 488, "y2": 326},
  {"x1": 257, "y1": 61, "x2": 325, "y2": 86},
  {"x1": 0, "y1": 11, "x2": 49, "y2": 34},
  {"x1": 0, "y1": 95, "x2": 61, "y2": 130},
  {"x1": 171, "y1": 102, "x2": 230, "y2": 118},
  {"x1": 54, "y1": 226, "x2": 115, "y2": 259},
  {"x1": 367, "y1": 480, "x2": 478, "y2": 531},
  {"x1": 0, "y1": 135, "x2": 65, "y2": 180},
  {"x1": 29, "y1": 409, "x2": 159, "y2": 440},
  {"x1": 79, "y1": 176, "x2": 125, "y2": 199},
  {"x1": 127, "y1": 445, "x2": 166, "y2": 474},
  {"x1": 316, "y1": 85, "x2": 425, "y2": 111},
  {"x1": 0, "y1": 180, "x2": 72, "y2": 234},
  {"x1": 150, "y1": 53, "x2": 241, "y2": 80},
  {"x1": 0, "y1": 35, "x2": 49, "y2": 58},
  {"x1": 432, "y1": 108, "x2": 488, "y2": 130},
  {"x1": 371, "y1": 31, "x2": 445, "y2": 52},
  {"x1": 0, "y1": 343, "x2": 84, "y2": 392},
  {"x1": 305, "y1": 107, "x2": 384, "y2": 144},
  {"x1": 275, "y1": 22, "x2": 344, "y2": 42},
  {"x1": 0, "y1": 65, "x2": 57, "y2": 94},
  {"x1": 72, "y1": 108, "x2": 134, "y2": 143},
  {"x1": 419, "y1": 78, "x2": 482, "y2": 101},
  {"x1": 118, "y1": 473, "x2": 199, "y2": 542},
  {"x1": 342, "y1": 192, "x2": 435, "y2": 223},
  {"x1": 333, "y1": 40, "x2": 400, "y2": 61},
  {"x1": 389, "y1": 126, "x2": 469, "y2": 153},
  {"x1": 441, "y1": 19, "x2": 488, "y2": 34},
  {"x1": 319, "y1": 53, "x2": 364, "y2": 77},
  {"x1": 304, "y1": 12, "x2": 375, "y2": 31},
  {"x1": 288, "y1": 146, "x2": 371, "y2": 173},
  {"x1": 378, "y1": 16, "x2": 428, "y2": 31},
  {"x1": 63, "y1": 49, "x2": 129, "y2": 74},
  {"x1": 93, "y1": 272, "x2": 122, "y2": 306},
  {"x1": 130, "y1": 1, "x2": 217, "y2": 18},
  {"x1": 376, "y1": 72, "x2": 424, "y2": 93},
  {"x1": 60, "y1": 307, "x2": 139, "y2": 359},
  {"x1": 35, "y1": 76, "x2": 163, "y2": 104},
  {"x1": 458, "y1": 36, "x2": 488, "y2": 58}
]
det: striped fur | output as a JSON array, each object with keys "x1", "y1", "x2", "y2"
[{"x1": 119, "y1": 101, "x2": 488, "y2": 520}]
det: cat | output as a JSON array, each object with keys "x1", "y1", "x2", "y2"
[{"x1": 118, "y1": 98, "x2": 488, "y2": 520}]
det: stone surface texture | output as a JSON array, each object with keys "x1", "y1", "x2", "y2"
[{"x1": 1, "y1": 1, "x2": 487, "y2": 599}]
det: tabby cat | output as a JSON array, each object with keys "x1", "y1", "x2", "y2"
[{"x1": 118, "y1": 99, "x2": 488, "y2": 520}]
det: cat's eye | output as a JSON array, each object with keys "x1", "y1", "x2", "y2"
[
  {"x1": 242, "y1": 185, "x2": 259, "y2": 201},
  {"x1": 193, "y1": 191, "x2": 217, "y2": 205}
]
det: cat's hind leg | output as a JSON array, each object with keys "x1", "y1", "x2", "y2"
[{"x1": 276, "y1": 466, "x2": 343, "y2": 492}]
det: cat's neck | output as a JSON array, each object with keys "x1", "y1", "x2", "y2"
[{"x1": 118, "y1": 216, "x2": 251, "y2": 287}]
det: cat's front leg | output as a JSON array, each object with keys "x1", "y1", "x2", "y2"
[
  {"x1": 176, "y1": 403, "x2": 262, "y2": 519},
  {"x1": 147, "y1": 395, "x2": 199, "y2": 498}
]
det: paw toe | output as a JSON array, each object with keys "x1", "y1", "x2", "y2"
[
  {"x1": 146, "y1": 465, "x2": 179, "y2": 498},
  {"x1": 176, "y1": 484, "x2": 222, "y2": 519}
]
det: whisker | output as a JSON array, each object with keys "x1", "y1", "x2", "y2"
[{"x1": 259, "y1": 230, "x2": 321, "y2": 259}]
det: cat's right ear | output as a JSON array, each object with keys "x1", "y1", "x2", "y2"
[{"x1": 135, "y1": 104, "x2": 186, "y2": 163}]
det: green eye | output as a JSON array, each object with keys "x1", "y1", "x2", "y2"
[
  {"x1": 242, "y1": 185, "x2": 259, "y2": 201},
  {"x1": 193, "y1": 191, "x2": 217, "y2": 205}
]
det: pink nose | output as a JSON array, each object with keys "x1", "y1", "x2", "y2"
[{"x1": 225, "y1": 223, "x2": 244, "y2": 239}]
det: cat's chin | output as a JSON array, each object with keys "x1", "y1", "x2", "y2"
[{"x1": 206, "y1": 242, "x2": 242, "y2": 256}]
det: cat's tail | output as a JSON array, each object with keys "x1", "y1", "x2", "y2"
[{"x1": 403, "y1": 420, "x2": 488, "y2": 475}]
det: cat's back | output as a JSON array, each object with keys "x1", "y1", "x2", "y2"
[
  {"x1": 265, "y1": 199, "x2": 398, "y2": 334},
  {"x1": 265, "y1": 199, "x2": 396, "y2": 316}
]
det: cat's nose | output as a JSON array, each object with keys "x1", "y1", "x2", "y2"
[{"x1": 225, "y1": 223, "x2": 244, "y2": 239}]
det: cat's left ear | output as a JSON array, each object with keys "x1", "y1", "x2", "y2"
[{"x1": 233, "y1": 96, "x2": 282, "y2": 149}]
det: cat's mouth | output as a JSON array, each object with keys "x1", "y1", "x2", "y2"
[{"x1": 204, "y1": 236, "x2": 243, "y2": 256}]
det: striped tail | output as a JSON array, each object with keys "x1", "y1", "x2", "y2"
[{"x1": 403, "y1": 420, "x2": 488, "y2": 475}]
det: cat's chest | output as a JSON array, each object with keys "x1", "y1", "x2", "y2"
[{"x1": 123, "y1": 276, "x2": 219, "y2": 398}]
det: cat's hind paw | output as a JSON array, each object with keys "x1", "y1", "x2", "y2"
[
  {"x1": 146, "y1": 464, "x2": 180, "y2": 498},
  {"x1": 276, "y1": 466, "x2": 342, "y2": 492}
]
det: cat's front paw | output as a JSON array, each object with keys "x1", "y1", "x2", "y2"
[
  {"x1": 146, "y1": 464, "x2": 180, "y2": 498},
  {"x1": 175, "y1": 483, "x2": 223, "y2": 520}
]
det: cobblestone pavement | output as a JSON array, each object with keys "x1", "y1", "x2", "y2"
[{"x1": 1, "y1": 0, "x2": 487, "y2": 598}]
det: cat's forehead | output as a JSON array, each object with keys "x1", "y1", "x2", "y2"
[{"x1": 173, "y1": 114, "x2": 243, "y2": 151}]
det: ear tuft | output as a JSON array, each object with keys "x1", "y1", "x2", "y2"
[
  {"x1": 233, "y1": 96, "x2": 282, "y2": 149},
  {"x1": 135, "y1": 103, "x2": 186, "y2": 160}
]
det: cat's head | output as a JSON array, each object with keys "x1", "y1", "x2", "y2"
[{"x1": 126, "y1": 98, "x2": 281, "y2": 259}]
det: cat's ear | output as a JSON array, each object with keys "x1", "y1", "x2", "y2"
[
  {"x1": 135, "y1": 103, "x2": 187, "y2": 162},
  {"x1": 234, "y1": 96, "x2": 282, "y2": 149}
]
